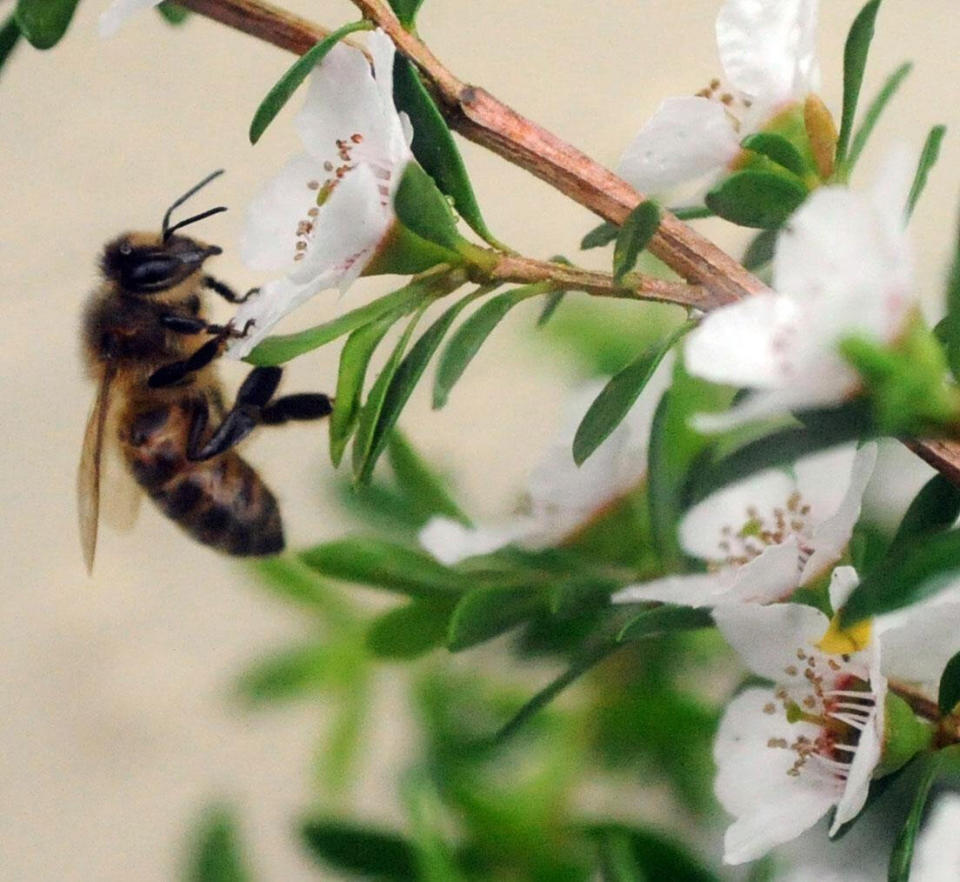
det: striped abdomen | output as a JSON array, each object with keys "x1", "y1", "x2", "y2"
[{"x1": 120, "y1": 398, "x2": 284, "y2": 556}]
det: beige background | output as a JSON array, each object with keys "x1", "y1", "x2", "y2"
[{"x1": 1, "y1": 1, "x2": 957, "y2": 879}]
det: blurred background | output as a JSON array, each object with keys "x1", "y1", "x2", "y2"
[{"x1": 0, "y1": 0, "x2": 957, "y2": 878}]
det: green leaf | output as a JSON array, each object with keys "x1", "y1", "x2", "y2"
[
  {"x1": 889, "y1": 474, "x2": 960, "y2": 557},
  {"x1": 705, "y1": 170, "x2": 807, "y2": 229},
  {"x1": 537, "y1": 291, "x2": 566, "y2": 327},
  {"x1": 301, "y1": 820, "x2": 418, "y2": 881},
  {"x1": 841, "y1": 527, "x2": 960, "y2": 625},
  {"x1": 186, "y1": 806, "x2": 252, "y2": 882},
  {"x1": 582, "y1": 221, "x2": 619, "y2": 250},
  {"x1": 388, "y1": 431, "x2": 470, "y2": 525},
  {"x1": 888, "y1": 754, "x2": 939, "y2": 882},
  {"x1": 244, "y1": 280, "x2": 429, "y2": 366},
  {"x1": 14, "y1": 0, "x2": 79, "y2": 49},
  {"x1": 597, "y1": 830, "x2": 646, "y2": 882},
  {"x1": 848, "y1": 61, "x2": 913, "y2": 172},
  {"x1": 906, "y1": 124, "x2": 947, "y2": 218},
  {"x1": 393, "y1": 57, "x2": 498, "y2": 245},
  {"x1": 613, "y1": 201, "x2": 661, "y2": 283},
  {"x1": 355, "y1": 291, "x2": 485, "y2": 484},
  {"x1": 301, "y1": 538, "x2": 467, "y2": 598},
  {"x1": 947, "y1": 208, "x2": 960, "y2": 381},
  {"x1": 433, "y1": 283, "x2": 546, "y2": 408},
  {"x1": 366, "y1": 601, "x2": 453, "y2": 659},
  {"x1": 670, "y1": 205, "x2": 714, "y2": 221},
  {"x1": 248, "y1": 558, "x2": 353, "y2": 623},
  {"x1": 330, "y1": 314, "x2": 396, "y2": 467},
  {"x1": 447, "y1": 585, "x2": 546, "y2": 651},
  {"x1": 402, "y1": 776, "x2": 467, "y2": 882},
  {"x1": 585, "y1": 825, "x2": 721, "y2": 882},
  {"x1": 393, "y1": 162, "x2": 464, "y2": 253},
  {"x1": 617, "y1": 605, "x2": 713, "y2": 643},
  {"x1": 573, "y1": 321, "x2": 693, "y2": 466},
  {"x1": 741, "y1": 132, "x2": 807, "y2": 178},
  {"x1": 234, "y1": 642, "x2": 335, "y2": 704},
  {"x1": 0, "y1": 13, "x2": 21, "y2": 76},
  {"x1": 388, "y1": 0, "x2": 425, "y2": 28},
  {"x1": 939, "y1": 651, "x2": 960, "y2": 714},
  {"x1": 156, "y1": 2, "x2": 190, "y2": 25},
  {"x1": 836, "y1": 0, "x2": 882, "y2": 170},
  {"x1": 742, "y1": 229, "x2": 778, "y2": 272},
  {"x1": 249, "y1": 20, "x2": 371, "y2": 144}
]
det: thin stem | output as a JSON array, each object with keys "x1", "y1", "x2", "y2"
[{"x1": 890, "y1": 680, "x2": 941, "y2": 723}]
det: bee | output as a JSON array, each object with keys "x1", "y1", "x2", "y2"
[{"x1": 78, "y1": 170, "x2": 331, "y2": 572}]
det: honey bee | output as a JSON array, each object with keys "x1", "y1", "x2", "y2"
[{"x1": 78, "y1": 170, "x2": 331, "y2": 572}]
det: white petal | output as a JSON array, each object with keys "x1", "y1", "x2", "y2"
[
  {"x1": 726, "y1": 538, "x2": 804, "y2": 604},
  {"x1": 617, "y1": 97, "x2": 740, "y2": 193},
  {"x1": 714, "y1": 602, "x2": 829, "y2": 680},
  {"x1": 612, "y1": 572, "x2": 735, "y2": 608},
  {"x1": 802, "y1": 444, "x2": 878, "y2": 584},
  {"x1": 715, "y1": 688, "x2": 838, "y2": 863},
  {"x1": 911, "y1": 794, "x2": 960, "y2": 882},
  {"x1": 716, "y1": 0, "x2": 820, "y2": 105},
  {"x1": 827, "y1": 565, "x2": 860, "y2": 612},
  {"x1": 792, "y1": 444, "x2": 859, "y2": 525},
  {"x1": 99, "y1": 0, "x2": 161, "y2": 36},
  {"x1": 879, "y1": 602, "x2": 960, "y2": 687},
  {"x1": 418, "y1": 516, "x2": 532, "y2": 566},
  {"x1": 367, "y1": 29, "x2": 411, "y2": 163}
]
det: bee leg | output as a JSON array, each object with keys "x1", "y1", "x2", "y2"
[
  {"x1": 203, "y1": 275, "x2": 259, "y2": 304},
  {"x1": 148, "y1": 335, "x2": 223, "y2": 388},
  {"x1": 188, "y1": 367, "x2": 284, "y2": 461},
  {"x1": 261, "y1": 393, "x2": 333, "y2": 424}
]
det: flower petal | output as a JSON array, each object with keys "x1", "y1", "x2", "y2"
[
  {"x1": 617, "y1": 96, "x2": 740, "y2": 193},
  {"x1": 99, "y1": 0, "x2": 161, "y2": 36},
  {"x1": 716, "y1": 0, "x2": 820, "y2": 106},
  {"x1": 612, "y1": 572, "x2": 737, "y2": 608},
  {"x1": 879, "y1": 602, "x2": 960, "y2": 688},
  {"x1": 827, "y1": 565, "x2": 860, "y2": 612},
  {"x1": 418, "y1": 516, "x2": 532, "y2": 566}
]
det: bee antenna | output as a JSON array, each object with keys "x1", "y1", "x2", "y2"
[
  {"x1": 161, "y1": 169, "x2": 225, "y2": 240},
  {"x1": 164, "y1": 206, "x2": 228, "y2": 240}
]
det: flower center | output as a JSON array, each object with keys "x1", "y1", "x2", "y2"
[
  {"x1": 714, "y1": 490, "x2": 813, "y2": 568},
  {"x1": 695, "y1": 77, "x2": 752, "y2": 129}
]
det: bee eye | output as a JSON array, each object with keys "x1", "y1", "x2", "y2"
[{"x1": 119, "y1": 243, "x2": 132, "y2": 256}]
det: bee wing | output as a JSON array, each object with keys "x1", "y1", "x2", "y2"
[
  {"x1": 77, "y1": 366, "x2": 115, "y2": 574},
  {"x1": 100, "y1": 420, "x2": 142, "y2": 532}
]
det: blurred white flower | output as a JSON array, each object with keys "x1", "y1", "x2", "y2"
[
  {"x1": 613, "y1": 443, "x2": 876, "y2": 609},
  {"x1": 618, "y1": 0, "x2": 819, "y2": 194},
  {"x1": 909, "y1": 793, "x2": 960, "y2": 881},
  {"x1": 685, "y1": 151, "x2": 915, "y2": 430},
  {"x1": 419, "y1": 359, "x2": 672, "y2": 565},
  {"x1": 230, "y1": 30, "x2": 412, "y2": 358},
  {"x1": 99, "y1": 0, "x2": 161, "y2": 36}
]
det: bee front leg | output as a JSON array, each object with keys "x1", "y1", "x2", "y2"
[
  {"x1": 149, "y1": 320, "x2": 255, "y2": 388},
  {"x1": 203, "y1": 275, "x2": 259, "y2": 304}
]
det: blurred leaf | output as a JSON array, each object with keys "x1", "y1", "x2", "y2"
[
  {"x1": 617, "y1": 605, "x2": 713, "y2": 643},
  {"x1": 301, "y1": 538, "x2": 467, "y2": 598},
  {"x1": 836, "y1": 0, "x2": 882, "y2": 170},
  {"x1": 550, "y1": 576, "x2": 619, "y2": 617},
  {"x1": 186, "y1": 806, "x2": 252, "y2": 882},
  {"x1": 448, "y1": 585, "x2": 546, "y2": 651},
  {"x1": 741, "y1": 132, "x2": 807, "y2": 178},
  {"x1": 537, "y1": 290, "x2": 566, "y2": 327},
  {"x1": 705, "y1": 170, "x2": 807, "y2": 229},
  {"x1": 367, "y1": 601, "x2": 453, "y2": 659},
  {"x1": 388, "y1": 431, "x2": 470, "y2": 525},
  {"x1": 573, "y1": 321, "x2": 692, "y2": 466},
  {"x1": 584, "y1": 825, "x2": 720, "y2": 882},
  {"x1": 581, "y1": 221, "x2": 619, "y2": 250},
  {"x1": 670, "y1": 205, "x2": 714, "y2": 220},
  {"x1": 596, "y1": 830, "x2": 646, "y2": 882},
  {"x1": 888, "y1": 754, "x2": 940, "y2": 882},
  {"x1": 156, "y1": 2, "x2": 190, "y2": 24},
  {"x1": 249, "y1": 21, "x2": 372, "y2": 144},
  {"x1": 330, "y1": 314, "x2": 396, "y2": 467},
  {"x1": 0, "y1": 13, "x2": 21, "y2": 75},
  {"x1": 355, "y1": 290, "x2": 485, "y2": 484},
  {"x1": 388, "y1": 0, "x2": 425, "y2": 27},
  {"x1": 245, "y1": 280, "x2": 429, "y2": 366},
  {"x1": 301, "y1": 820, "x2": 418, "y2": 881},
  {"x1": 848, "y1": 61, "x2": 912, "y2": 172},
  {"x1": 850, "y1": 522, "x2": 890, "y2": 575},
  {"x1": 946, "y1": 208, "x2": 960, "y2": 381},
  {"x1": 235, "y1": 642, "x2": 338, "y2": 704},
  {"x1": 889, "y1": 474, "x2": 960, "y2": 556},
  {"x1": 742, "y1": 229, "x2": 778, "y2": 271},
  {"x1": 393, "y1": 57, "x2": 499, "y2": 246},
  {"x1": 394, "y1": 162, "x2": 464, "y2": 253},
  {"x1": 321, "y1": 673, "x2": 371, "y2": 792},
  {"x1": 14, "y1": 0, "x2": 78, "y2": 49},
  {"x1": 940, "y1": 650, "x2": 960, "y2": 714},
  {"x1": 248, "y1": 558, "x2": 353, "y2": 624},
  {"x1": 906, "y1": 124, "x2": 947, "y2": 217},
  {"x1": 841, "y1": 527, "x2": 960, "y2": 625},
  {"x1": 613, "y1": 201, "x2": 661, "y2": 283},
  {"x1": 433, "y1": 283, "x2": 546, "y2": 408},
  {"x1": 403, "y1": 775, "x2": 467, "y2": 882}
]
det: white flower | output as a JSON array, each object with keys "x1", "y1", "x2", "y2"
[
  {"x1": 229, "y1": 30, "x2": 412, "y2": 358},
  {"x1": 99, "y1": 0, "x2": 161, "y2": 36},
  {"x1": 613, "y1": 443, "x2": 876, "y2": 609},
  {"x1": 910, "y1": 794, "x2": 960, "y2": 881},
  {"x1": 419, "y1": 359, "x2": 671, "y2": 565},
  {"x1": 618, "y1": 0, "x2": 819, "y2": 194},
  {"x1": 685, "y1": 150, "x2": 915, "y2": 430}
]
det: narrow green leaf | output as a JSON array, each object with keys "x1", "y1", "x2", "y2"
[
  {"x1": 432, "y1": 283, "x2": 546, "y2": 408},
  {"x1": 836, "y1": 0, "x2": 883, "y2": 169},
  {"x1": 447, "y1": 584, "x2": 545, "y2": 651},
  {"x1": 841, "y1": 527, "x2": 960, "y2": 625},
  {"x1": 613, "y1": 201, "x2": 661, "y2": 283},
  {"x1": 889, "y1": 474, "x2": 960, "y2": 556},
  {"x1": 741, "y1": 132, "x2": 807, "y2": 178},
  {"x1": 888, "y1": 755, "x2": 939, "y2": 882},
  {"x1": 848, "y1": 61, "x2": 913, "y2": 172},
  {"x1": 705, "y1": 170, "x2": 807, "y2": 229},
  {"x1": 301, "y1": 538, "x2": 466, "y2": 598},
  {"x1": 388, "y1": 0, "x2": 425, "y2": 28},
  {"x1": 366, "y1": 601, "x2": 453, "y2": 659},
  {"x1": 330, "y1": 314, "x2": 396, "y2": 467},
  {"x1": 597, "y1": 830, "x2": 647, "y2": 882},
  {"x1": 186, "y1": 806, "x2": 252, "y2": 882},
  {"x1": 156, "y1": 2, "x2": 190, "y2": 25},
  {"x1": 14, "y1": 0, "x2": 79, "y2": 49},
  {"x1": 0, "y1": 14, "x2": 22, "y2": 76},
  {"x1": 234, "y1": 642, "x2": 334, "y2": 704},
  {"x1": 742, "y1": 229, "x2": 778, "y2": 272},
  {"x1": 244, "y1": 280, "x2": 428, "y2": 366},
  {"x1": 573, "y1": 321, "x2": 693, "y2": 466},
  {"x1": 582, "y1": 221, "x2": 619, "y2": 250},
  {"x1": 403, "y1": 776, "x2": 467, "y2": 882},
  {"x1": 617, "y1": 605, "x2": 713, "y2": 643},
  {"x1": 248, "y1": 558, "x2": 354, "y2": 623},
  {"x1": 946, "y1": 208, "x2": 960, "y2": 381},
  {"x1": 585, "y1": 825, "x2": 721, "y2": 882},
  {"x1": 388, "y1": 431, "x2": 471, "y2": 525},
  {"x1": 301, "y1": 820, "x2": 418, "y2": 881},
  {"x1": 393, "y1": 57, "x2": 499, "y2": 245},
  {"x1": 249, "y1": 20, "x2": 371, "y2": 144},
  {"x1": 537, "y1": 291, "x2": 566, "y2": 327},
  {"x1": 939, "y1": 651, "x2": 960, "y2": 714},
  {"x1": 355, "y1": 291, "x2": 485, "y2": 484},
  {"x1": 393, "y1": 162, "x2": 464, "y2": 252},
  {"x1": 670, "y1": 205, "x2": 715, "y2": 221},
  {"x1": 906, "y1": 124, "x2": 947, "y2": 218}
]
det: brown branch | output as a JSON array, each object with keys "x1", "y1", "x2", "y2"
[
  {"x1": 890, "y1": 680, "x2": 942, "y2": 723},
  {"x1": 173, "y1": 0, "x2": 960, "y2": 487}
]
